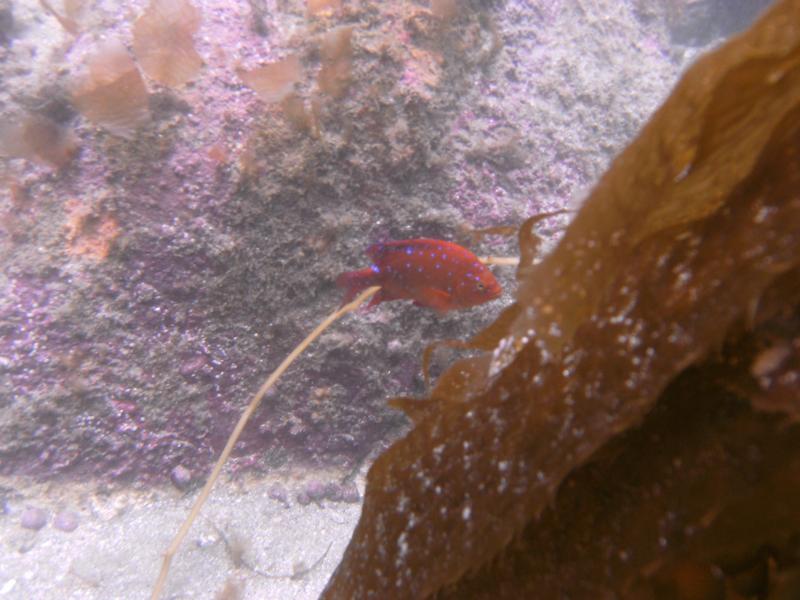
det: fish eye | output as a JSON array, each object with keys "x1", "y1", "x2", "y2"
[{"x1": 476, "y1": 282, "x2": 485, "y2": 291}]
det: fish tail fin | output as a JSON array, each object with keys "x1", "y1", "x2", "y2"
[{"x1": 336, "y1": 268, "x2": 378, "y2": 306}]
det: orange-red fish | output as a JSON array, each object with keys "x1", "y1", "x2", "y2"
[{"x1": 337, "y1": 238, "x2": 502, "y2": 312}]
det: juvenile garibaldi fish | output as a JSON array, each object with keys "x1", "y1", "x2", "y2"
[{"x1": 336, "y1": 238, "x2": 502, "y2": 312}]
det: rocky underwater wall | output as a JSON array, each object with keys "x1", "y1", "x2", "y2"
[
  {"x1": 1, "y1": 0, "x2": 543, "y2": 484},
  {"x1": 1, "y1": 0, "x2": 723, "y2": 487},
  {"x1": 323, "y1": 0, "x2": 800, "y2": 598}
]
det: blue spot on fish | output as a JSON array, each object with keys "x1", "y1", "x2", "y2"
[
  {"x1": 405, "y1": 247, "x2": 413, "y2": 255},
  {"x1": 370, "y1": 264, "x2": 381, "y2": 274}
]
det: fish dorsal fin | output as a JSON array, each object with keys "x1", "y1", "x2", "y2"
[
  {"x1": 367, "y1": 239, "x2": 463, "y2": 262},
  {"x1": 366, "y1": 240, "x2": 416, "y2": 261},
  {"x1": 366, "y1": 242, "x2": 388, "y2": 262}
]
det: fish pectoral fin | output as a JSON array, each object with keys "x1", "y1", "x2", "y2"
[
  {"x1": 415, "y1": 288, "x2": 453, "y2": 313},
  {"x1": 365, "y1": 286, "x2": 405, "y2": 309}
]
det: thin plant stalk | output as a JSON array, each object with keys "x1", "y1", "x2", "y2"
[
  {"x1": 479, "y1": 256, "x2": 519, "y2": 266},
  {"x1": 150, "y1": 286, "x2": 381, "y2": 600}
]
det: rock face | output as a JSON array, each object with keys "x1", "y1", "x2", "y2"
[{"x1": 0, "y1": 0, "x2": 767, "y2": 483}]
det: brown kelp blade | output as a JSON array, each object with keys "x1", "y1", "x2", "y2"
[{"x1": 322, "y1": 2, "x2": 800, "y2": 599}]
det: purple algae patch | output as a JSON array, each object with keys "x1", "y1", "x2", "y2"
[
  {"x1": 170, "y1": 465, "x2": 193, "y2": 490},
  {"x1": 322, "y1": 480, "x2": 360, "y2": 503},
  {"x1": 53, "y1": 510, "x2": 79, "y2": 532},
  {"x1": 304, "y1": 480, "x2": 327, "y2": 503},
  {"x1": 268, "y1": 483, "x2": 289, "y2": 506},
  {"x1": 20, "y1": 506, "x2": 47, "y2": 531},
  {"x1": 336, "y1": 480, "x2": 360, "y2": 504}
]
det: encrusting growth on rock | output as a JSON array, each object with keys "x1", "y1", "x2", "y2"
[
  {"x1": 132, "y1": 0, "x2": 203, "y2": 87},
  {"x1": 280, "y1": 93, "x2": 321, "y2": 137},
  {"x1": 307, "y1": 0, "x2": 341, "y2": 18},
  {"x1": 64, "y1": 198, "x2": 119, "y2": 261},
  {"x1": 72, "y1": 40, "x2": 150, "y2": 138},
  {"x1": 237, "y1": 55, "x2": 302, "y2": 104},
  {"x1": 317, "y1": 26, "x2": 353, "y2": 98},
  {"x1": 0, "y1": 114, "x2": 78, "y2": 168}
]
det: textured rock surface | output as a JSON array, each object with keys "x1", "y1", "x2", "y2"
[{"x1": 0, "y1": 0, "x2": 769, "y2": 486}]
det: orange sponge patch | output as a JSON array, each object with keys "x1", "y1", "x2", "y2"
[{"x1": 64, "y1": 199, "x2": 120, "y2": 261}]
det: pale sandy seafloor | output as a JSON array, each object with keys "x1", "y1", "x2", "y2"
[
  {"x1": 0, "y1": 0, "x2": 772, "y2": 598},
  {"x1": 0, "y1": 471, "x2": 364, "y2": 599}
]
